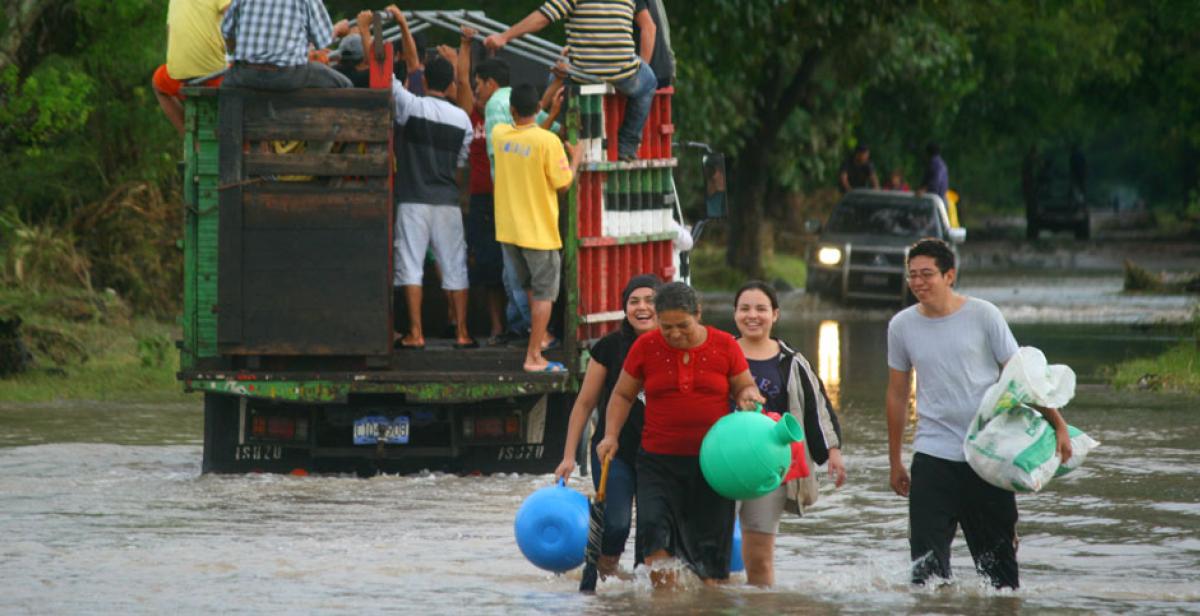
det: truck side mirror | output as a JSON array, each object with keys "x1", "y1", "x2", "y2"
[
  {"x1": 702, "y1": 153, "x2": 728, "y2": 219},
  {"x1": 949, "y1": 227, "x2": 967, "y2": 244}
]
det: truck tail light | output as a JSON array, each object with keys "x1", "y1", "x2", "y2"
[{"x1": 250, "y1": 414, "x2": 306, "y2": 442}]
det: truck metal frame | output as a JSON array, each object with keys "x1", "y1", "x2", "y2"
[{"x1": 178, "y1": 14, "x2": 681, "y2": 475}]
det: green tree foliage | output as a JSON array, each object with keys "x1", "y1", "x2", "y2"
[{"x1": 2, "y1": 0, "x2": 1197, "y2": 296}]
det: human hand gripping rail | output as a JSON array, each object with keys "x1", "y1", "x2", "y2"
[{"x1": 964, "y1": 347, "x2": 1101, "y2": 492}]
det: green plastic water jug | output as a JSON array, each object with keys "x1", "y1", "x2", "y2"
[{"x1": 699, "y1": 408, "x2": 805, "y2": 500}]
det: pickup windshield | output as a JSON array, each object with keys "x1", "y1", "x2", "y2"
[{"x1": 826, "y1": 199, "x2": 939, "y2": 237}]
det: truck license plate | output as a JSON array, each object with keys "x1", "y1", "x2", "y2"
[
  {"x1": 353, "y1": 415, "x2": 410, "y2": 445},
  {"x1": 862, "y1": 274, "x2": 889, "y2": 286}
]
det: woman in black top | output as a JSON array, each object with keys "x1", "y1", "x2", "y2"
[
  {"x1": 733, "y1": 280, "x2": 846, "y2": 587},
  {"x1": 554, "y1": 274, "x2": 659, "y2": 578}
]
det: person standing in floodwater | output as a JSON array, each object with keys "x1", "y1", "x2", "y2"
[
  {"x1": 885, "y1": 238, "x2": 1073, "y2": 589},
  {"x1": 597, "y1": 282, "x2": 763, "y2": 588},
  {"x1": 732, "y1": 281, "x2": 846, "y2": 587},
  {"x1": 554, "y1": 274, "x2": 660, "y2": 580}
]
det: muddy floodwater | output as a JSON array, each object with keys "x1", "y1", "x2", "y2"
[{"x1": 2, "y1": 319, "x2": 1198, "y2": 614}]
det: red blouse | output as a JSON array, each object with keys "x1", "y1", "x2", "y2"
[{"x1": 622, "y1": 326, "x2": 750, "y2": 455}]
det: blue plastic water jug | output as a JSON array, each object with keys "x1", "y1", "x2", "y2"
[
  {"x1": 513, "y1": 479, "x2": 589, "y2": 572},
  {"x1": 730, "y1": 519, "x2": 744, "y2": 573}
]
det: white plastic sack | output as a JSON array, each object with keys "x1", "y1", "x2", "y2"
[{"x1": 964, "y1": 347, "x2": 1100, "y2": 493}]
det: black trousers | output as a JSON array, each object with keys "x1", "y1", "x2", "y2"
[{"x1": 909, "y1": 452, "x2": 1020, "y2": 589}]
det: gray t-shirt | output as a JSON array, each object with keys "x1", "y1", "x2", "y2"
[{"x1": 887, "y1": 296, "x2": 1018, "y2": 461}]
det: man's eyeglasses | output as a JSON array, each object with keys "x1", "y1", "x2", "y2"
[{"x1": 906, "y1": 269, "x2": 942, "y2": 281}]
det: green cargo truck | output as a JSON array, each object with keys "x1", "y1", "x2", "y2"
[{"x1": 177, "y1": 13, "x2": 709, "y2": 475}]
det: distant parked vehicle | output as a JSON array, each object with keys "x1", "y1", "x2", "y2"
[
  {"x1": 1026, "y1": 162, "x2": 1090, "y2": 240},
  {"x1": 805, "y1": 189, "x2": 965, "y2": 305}
]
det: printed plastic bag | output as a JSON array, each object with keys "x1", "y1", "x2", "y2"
[{"x1": 964, "y1": 347, "x2": 1100, "y2": 492}]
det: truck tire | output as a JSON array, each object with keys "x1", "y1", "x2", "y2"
[
  {"x1": 1026, "y1": 220, "x2": 1039, "y2": 241},
  {"x1": 202, "y1": 392, "x2": 240, "y2": 473},
  {"x1": 1075, "y1": 220, "x2": 1090, "y2": 240}
]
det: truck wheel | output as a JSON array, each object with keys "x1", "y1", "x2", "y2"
[
  {"x1": 1075, "y1": 221, "x2": 1090, "y2": 240},
  {"x1": 1025, "y1": 220, "x2": 1039, "y2": 241},
  {"x1": 202, "y1": 392, "x2": 240, "y2": 473}
]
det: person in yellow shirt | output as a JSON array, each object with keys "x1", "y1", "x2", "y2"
[
  {"x1": 492, "y1": 83, "x2": 582, "y2": 373},
  {"x1": 152, "y1": 0, "x2": 231, "y2": 134}
]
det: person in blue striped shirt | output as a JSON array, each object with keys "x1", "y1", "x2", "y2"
[{"x1": 484, "y1": 0, "x2": 658, "y2": 161}]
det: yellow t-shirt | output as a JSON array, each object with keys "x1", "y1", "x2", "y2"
[
  {"x1": 166, "y1": 0, "x2": 231, "y2": 80},
  {"x1": 491, "y1": 123, "x2": 574, "y2": 250}
]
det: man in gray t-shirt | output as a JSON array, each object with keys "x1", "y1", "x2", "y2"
[{"x1": 885, "y1": 238, "x2": 1072, "y2": 590}]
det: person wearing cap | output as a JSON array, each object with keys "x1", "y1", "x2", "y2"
[
  {"x1": 554, "y1": 274, "x2": 660, "y2": 579},
  {"x1": 484, "y1": 0, "x2": 657, "y2": 161},
  {"x1": 330, "y1": 11, "x2": 374, "y2": 88},
  {"x1": 153, "y1": 0, "x2": 231, "y2": 134},
  {"x1": 838, "y1": 144, "x2": 880, "y2": 192},
  {"x1": 220, "y1": 0, "x2": 353, "y2": 90}
]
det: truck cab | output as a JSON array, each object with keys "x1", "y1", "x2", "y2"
[{"x1": 805, "y1": 189, "x2": 964, "y2": 305}]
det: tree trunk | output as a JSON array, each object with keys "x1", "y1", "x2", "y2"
[
  {"x1": 727, "y1": 146, "x2": 769, "y2": 279},
  {"x1": 725, "y1": 49, "x2": 822, "y2": 279},
  {"x1": 0, "y1": 0, "x2": 54, "y2": 76}
]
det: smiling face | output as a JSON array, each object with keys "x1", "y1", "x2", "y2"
[
  {"x1": 624, "y1": 287, "x2": 657, "y2": 334},
  {"x1": 734, "y1": 288, "x2": 778, "y2": 341},
  {"x1": 906, "y1": 255, "x2": 956, "y2": 305},
  {"x1": 657, "y1": 309, "x2": 702, "y2": 349}
]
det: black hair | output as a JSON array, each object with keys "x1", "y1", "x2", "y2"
[
  {"x1": 854, "y1": 144, "x2": 870, "y2": 154},
  {"x1": 618, "y1": 273, "x2": 660, "y2": 342},
  {"x1": 907, "y1": 237, "x2": 955, "y2": 273},
  {"x1": 424, "y1": 56, "x2": 454, "y2": 92},
  {"x1": 510, "y1": 83, "x2": 540, "y2": 118},
  {"x1": 926, "y1": 142, "x2": 941, "y2": 156},
  {"x1": 622, "y1": 273, "x2": 660, "y2": 306},
  {"x1": 733, "y1": 280, "x2": 779, "y2": 310},
  {"x1": 475, "y1": 58, "x2": 510, "y2": 87},
  {"x1": 654, "y1": 281, "x2": 699, "y2": 316}
]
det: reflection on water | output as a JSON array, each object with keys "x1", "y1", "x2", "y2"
[
  {"x1": 817, "y1": 320, "x2": 841, "y2": 410},
  {"x1": 1, "y1": 322, "x2": 1198, "y2": 614}
]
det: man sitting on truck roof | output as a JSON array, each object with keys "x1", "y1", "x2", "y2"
[
  {"x1": 391, "y1": 55, "x2": 475, "y2": 350},
  {"x1": 484, "y1": 0, "x2": 656, "y2": 161},
  {"x1": 220, "y1": 0, "x2": 353, "y2": 90},
  {"x1": 492, "y1": 84, "x2": 582, "y2": 372},
  {"x1": 153, "y1": 0, "x2": 231, "y2": 134}
]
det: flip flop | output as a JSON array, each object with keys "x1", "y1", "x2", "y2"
[
  {"x1": 453, "y1": 339, "x2": 479, "y2": 349},
  {"x1": 525, "y1": 360, "x2": 566, "y2": 374},
  {"x1": 541, "y1": 336, "x2": 561, "y2": 351},
  {"x1": 393, "y1": 339, "x2": 425, "y2": 350}
]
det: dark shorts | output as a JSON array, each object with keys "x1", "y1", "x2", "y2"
[
  {"x1": 635, "y1": 450, "x2": 734, "y2": 580},
  {"x1": 465, "y1": 194, "x2": 503, "y2": 288}
]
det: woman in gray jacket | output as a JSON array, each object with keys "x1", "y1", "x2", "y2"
[{"x1": 733, "y1": 281, "x2": 846, "y2": 587}]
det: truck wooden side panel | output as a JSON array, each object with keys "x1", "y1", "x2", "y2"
[{"x1": 215, "y1": 89, "x2": 393, "y2": 357}]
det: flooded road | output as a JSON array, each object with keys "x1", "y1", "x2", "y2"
[{"x1": 2, "y1": 321, "x2": 1198, "y2": 614}]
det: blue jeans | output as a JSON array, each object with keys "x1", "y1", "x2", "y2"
[
  {"x1": 590, "y1": 448, "x2": 637, "y2": 557},
  {"x1": 611, "y1": 62, "x2": 657, "y2": 158},
  {"x1": 502, "y1": 246, "x2": 531, "y2": 335}
]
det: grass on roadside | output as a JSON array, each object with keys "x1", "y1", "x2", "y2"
[
  {"x1": 1110, "y1": 343, "x2": 1200, "y2": 395},
  {"x1": 0, "y1": 288, "x2": 187, "y2": 403},
  {"x1": 689, "y1": 245, "x2": 808, "y2": 293}
]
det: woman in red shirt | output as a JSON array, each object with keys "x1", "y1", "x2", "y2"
[{"x1": 596, "y1": 282, "x2": 763, "y2": 587}]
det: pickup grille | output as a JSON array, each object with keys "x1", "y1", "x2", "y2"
[{"x1": 849, "y1": 250, "x2": 906, "y2": 267}]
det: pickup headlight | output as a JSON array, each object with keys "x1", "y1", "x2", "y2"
[{"x1": 817, "y1": 246, "x2": 843, "y2": 266}]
